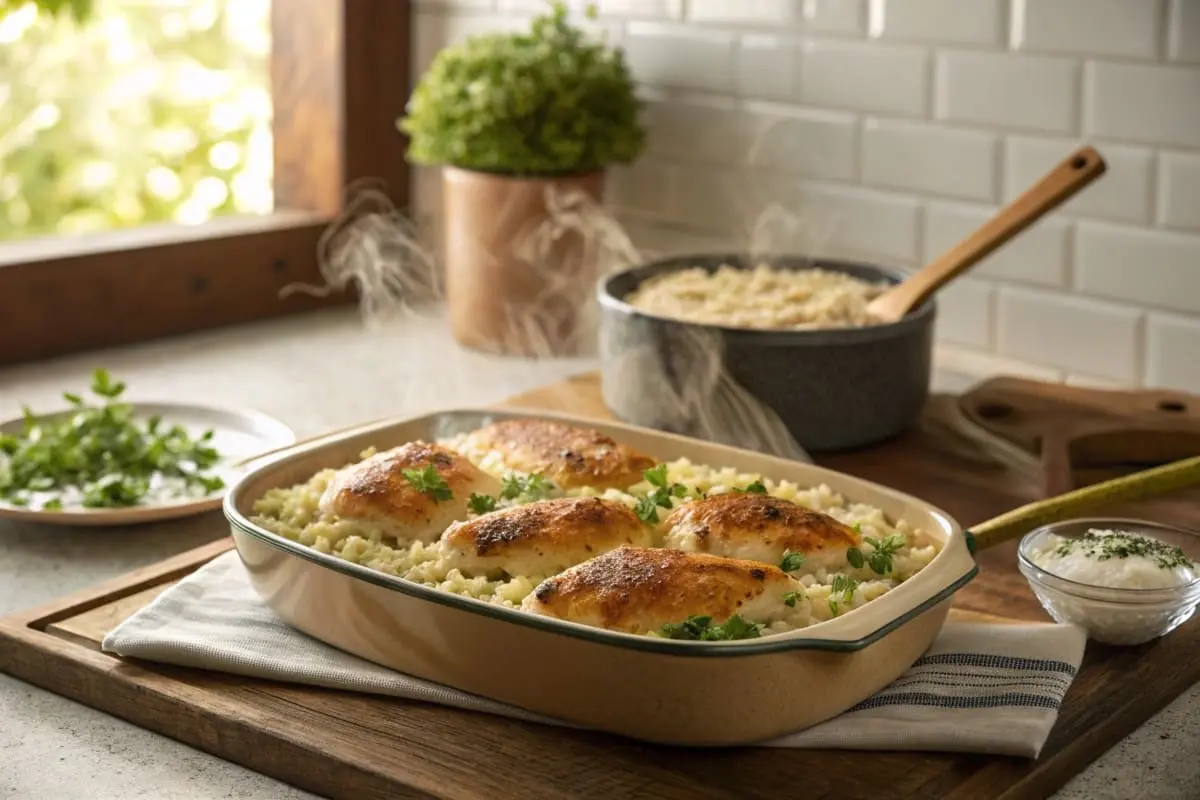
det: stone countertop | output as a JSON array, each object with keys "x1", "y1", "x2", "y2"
[{"x1": 1, "y1": 308, "x2": 1196, "y2": 800}]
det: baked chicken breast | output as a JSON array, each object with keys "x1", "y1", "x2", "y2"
[
  {"x1": 319, "y1": 442, "x2": 499, "y2": 542},
  {"x1": 661, "y1": 492, "x2": 860, "y2": 574},
  {"x1": 458, "y1": 419, "x2": 656, "y2": 490},
  {"x1": 440, "y1": 497, "x2": 652, "y2": 577},
  {"x1": 521, "y1": 545, "x2": 807, "y2": 635}
]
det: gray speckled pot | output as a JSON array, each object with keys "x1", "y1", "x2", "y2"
[{"x1": 598, "y1": 255, "x2": 937, "y2": 453}]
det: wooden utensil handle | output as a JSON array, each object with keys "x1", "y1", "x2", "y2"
[
  {"x1": 968, "y1": 454, "x2": 1200, "y2": 552},
  {"x1": 877, "y1": 146, "x2": 1107, "y2": 319}
]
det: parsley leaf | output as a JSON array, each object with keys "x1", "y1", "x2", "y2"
[
  {"x1": 643, "y1": 463, "x2": 669, "y2": 489},
  {"x1": 783, "y1": 590, "x2": 802, "y2": 607},
  {"x1": 468, "y1": 493, "x2": 497, "y2": 514},
  {"x1": 401, "y1": 464, "x2": 453, "y2": 502},
  {"x1": 635, "y1": 494, "x2": 662, "y2": 523},
  {"x1": 864, "y1": 534, "x2": 906, "y2": 575},
  {"x1": 660, "y1": 614, "x2": 762, "y2": 641},
  {"x1": 779, "y1": 550, "x2": 806, "y2": 572},
  {"x1": 499, "y1": 472, "x2": 555, "y2": 502},
  {"x1": 633, "y1": 465, "x2": 689, "y2": 524},
  {"x1": 846, "y1": 547, "x2": 865, "y2": 569},
  {"x1": 738, "y1": 479, "x2": 767, "y2": 494}
]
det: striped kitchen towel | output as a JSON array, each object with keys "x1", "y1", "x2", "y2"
[{"x1": 102, "y1": 551, "x2": 1087, "y2": 758}]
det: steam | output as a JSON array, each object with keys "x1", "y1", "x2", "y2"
[{"x1": 284, "y1": 116, "x2": 848, "y2": 464}]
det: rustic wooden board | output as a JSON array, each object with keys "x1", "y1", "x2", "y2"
[{"x1": 3, "y1": 372, "x2": 1200, "y2": 800}]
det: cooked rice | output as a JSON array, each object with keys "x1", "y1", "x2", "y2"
[{"x1": 248, "y1": 436, "x2": 941, "y2": 636}]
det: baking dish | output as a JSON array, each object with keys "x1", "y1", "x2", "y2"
[{"x1": 223, "y1": 408, "x2": 1200, "y2": 745}]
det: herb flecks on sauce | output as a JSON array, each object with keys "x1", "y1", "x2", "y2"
[
  {"x1": 0, "y1": 368, "x2": 224, "y2": 510},
  {"x1": 1054, "y1": 529, "x2": 1193, "y2": 571},
  {"x1": 660, "y1": 614, "x2": 763, "y2": 641}
]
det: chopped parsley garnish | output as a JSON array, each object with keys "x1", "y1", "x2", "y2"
[
  {"x1": 846, "y1": 548, "x2": 865, "y2": 569},
  {"x1": 863, "y1": 534, "x2": 906, "y2": 575},
  {"x1": 828, "y1": 574, "x2": 859, "y2": 617},
  {"x1": 499, "y1": 472, "x2": 555, "y2": 502},
  {"x1": 468, "y1": 493, "x2": 497, "y2": 514},
  {"x1": 736, "y1": 479, "x2": 767, "y2": 494},
  {"x1": 0, "y1": 369, "x2": 224, "y2": 510},
  {"x1": 634, "y1": 464, "x2": 689, "y2": 523},
  {"x1": 1054, "y1": 529, "x2": 1194, "y2": 570},
  {"x1": 783, "y1": 590, "x2": 802, "y2": 607},
  {"x1": 401, "y1": 464, "x2": 453, "y2": 502},
  {"x1": 779, "y1": 550, "x2": 806, "y2": 572},
  {"x1": 660, "y1": 614, "x2": 763, "y2": 641}
]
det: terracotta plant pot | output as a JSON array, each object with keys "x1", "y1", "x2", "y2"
[{"x1": 442, "y1": 166, "x2": 607, "y2": 357}]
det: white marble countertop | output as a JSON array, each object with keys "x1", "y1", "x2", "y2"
[{"x1": 1, "y1": 308, "x2": 1196, "y2": 800}]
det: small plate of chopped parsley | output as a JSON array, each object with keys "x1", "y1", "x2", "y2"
[{"x1": 0, "y1": 369, "x2": 295, "y2": 527}]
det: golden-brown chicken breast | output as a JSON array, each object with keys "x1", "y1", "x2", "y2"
[
  {"x1": 319, "y1": 442, "x2": 500, "y2": 542},
  {"x1": 458, "y1": 419, "x2": 656, "y2": 490},
  {"x1": 661, "y1": 492, "x2": 860, "y2": 575},
  {"x1": 521, "y1": 545, "x2": 808, "y2": 636},
  {"x1": 440, "y1": 497, "x2": 652, "y2": 577}
]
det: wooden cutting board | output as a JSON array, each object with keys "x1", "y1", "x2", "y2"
[
  {"x1": 958, "y1": 377, "x2": 1200, "y2": 496},
  {"x1": 2, "y1": 371, "x2": 1200, "y2": 800}
]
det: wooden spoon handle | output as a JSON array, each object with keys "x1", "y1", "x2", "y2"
[
  {"x1": 869, "y1": 145, "x2": 1107, "y2": 322},
  {"x1": 967, "y1": 454, "x2": 1200, "y2": 552}
]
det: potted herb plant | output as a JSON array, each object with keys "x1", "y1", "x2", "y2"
[{"x1": 399, "y1": 1, "x2": 645, "y2": 356}]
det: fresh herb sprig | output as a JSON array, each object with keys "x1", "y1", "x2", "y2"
[
  {"x1": 734, "y1": 479, "x2": 767, "y2": 494},
  {"x1": 828, "y1": 575, "x2": 859, "y2": 617},
  {"x1": 0, "y1": 369, "x2": 224, "y2": 510},
  {"x1": 499, "y1": 472, "x2": 555, "y2": 502},
  {"x1": 659, "y1": 614, "x2": 763, "y2": 641},
  {"x1": 847, "y1": 533, "x2": 906, "y2": 575},
  {"x1": 401, "y1": 464, "x2": 453, "y2": 502},
  {"x1": 634, "y1": 464, "x2": 689, "y2": 523},
  {"x1": 779, "y1": 550, "x2": 806, "y2": 572},
  {"x1": 468, "y1": 493, "x2": 497, "y2": 514},
  {"x1": 783, "y1": 590, "x2": 802, "y2": 608}
]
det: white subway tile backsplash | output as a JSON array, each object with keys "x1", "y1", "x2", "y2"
[
  {"x1": 997, "y1": 287, "x2": 1142, "y2": 380},
  {"x1": 869, "y1": 0, "x2": 1003, "y2": 46},
  {"x1": 936, "y1": 51, "x2": 1078, "y2": 134},
  {"x1": 643, "y1": 97, "x2": 741, "y2": 163},
  {"x1": 923, "y1": 202, "x2": 1069, "y2": 286},
  {"x1": 933, "y1": 277, "x2": 994, "y2": 349},
  {"x1": 737, "y1": 35, "x2": 795, "y2": 98},
  {"x1": 1084, "y1": 62, "x2": 1200, "y2": 148},
  {"x1": 1158, "y1": 151, "x2": 1200, "y2": 231},
  {"x1": 608, "y1": 162, "x2": 677, "y2": 217},
  {"x1": 1076, "y1": 223, "x2": 1200, "y2": 315},
  {"x1": 1012, "y1": 0, "x2": 1161, "y2": 60},
  {"x1": 741, "y1": 104, "x2": 858, "y2": 181},
  {"x1": 801, "y1": 0, "x2": 867, "y2": 35},
  {"x1": 1146, "y1": 312, "x2": 1200, "y2": 392},
  {"x1": 688, "y1": 0, "x2": 793, "y2": 25},
  {"x1": 1004, "y1": 137, "x2": 1154, "y2": 225},
  {"x1": 861, "y1": 119, "x2": 996, "y2": 201},
  {"x1": 414, "y1": 1, "x2": 1200, "y2": 393},
  {"x1": 1168, "y1": 0, "x2": 1200, "y2": 62},
  {"x1": 793, "y1": 184, "x2": 922, "y2": 263},
  {"x1": 624, "y1": 24, "x2": 736, "y2": 92},
  {"x1": 798, "y1": 40, "x2": 929, "y2": 116}
]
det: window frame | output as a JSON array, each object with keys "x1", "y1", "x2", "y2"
[{"x1": 0, "y1": 0, "x2": 412, "y2": 366}]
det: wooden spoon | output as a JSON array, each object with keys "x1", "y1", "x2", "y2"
[{"x1": 867, "y1": 145, "x2": 1107, "y2": 324}]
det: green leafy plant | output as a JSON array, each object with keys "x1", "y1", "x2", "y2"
[
  {"x1": 2, "y1": 0, "x2": 91, "y2": 23},
  {"x1": 399, "y1": 1, "x2": 646, "y2": 176}
]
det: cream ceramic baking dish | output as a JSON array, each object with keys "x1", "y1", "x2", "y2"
[{"x1": 222, "y1": 408, "x2": 1200, "y2": 746}]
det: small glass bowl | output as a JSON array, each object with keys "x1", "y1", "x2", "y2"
[{"x1": 1017, "y1": 517, "x2": 1200, "y2": 646}]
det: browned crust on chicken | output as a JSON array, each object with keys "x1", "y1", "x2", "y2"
[
  {"x1": 323, "y1": 442, "x2": 483, "y2": 524},
  {"x1": 443, "y1": 497, "x2": 645, "y2": 557},
  {"x1": 463, "y1": 419, "x2": 656, "y2": 490},
  {"x1": 524, "y1": 546, "x2": 792, "y2": 632},
  {"x1": 663, "y1": 492, "x2": 860, "y2": 554}
]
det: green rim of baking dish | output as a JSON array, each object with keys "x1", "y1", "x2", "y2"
[{"x1": 225, "y1": 506, "x2": 979, "y2": 658}]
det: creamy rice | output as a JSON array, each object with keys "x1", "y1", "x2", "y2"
[
  {"x1": 623, "y1": 264, "x2": 889, "y2": 331},
  {"x1": 249, "y1": 438, "x2": 941, "y2": 635}
]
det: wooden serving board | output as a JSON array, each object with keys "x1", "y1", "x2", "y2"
[
  {"x1": 3, "y1": 372, "x2": 1200, "y2": 800},
  {"x1": 959, "y1": 377, "x2": 1200, "y2": 496}
]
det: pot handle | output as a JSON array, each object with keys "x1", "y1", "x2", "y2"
[{"x1": 967, "y1": 454, "x2": 1200, "y2": 553}]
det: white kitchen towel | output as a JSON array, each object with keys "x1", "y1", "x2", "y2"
[{"x1": 102, "y1": 551, "x2": 1087, "y2": 758}]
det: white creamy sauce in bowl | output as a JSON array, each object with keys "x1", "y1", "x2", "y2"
[{"x1": 1030, "y1": 528, "x2": 1197, "y2": 589}]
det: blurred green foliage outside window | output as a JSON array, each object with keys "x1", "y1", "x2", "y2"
[{"x1": 0, "y1": 0, "x2": 272, "y2": 242}]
